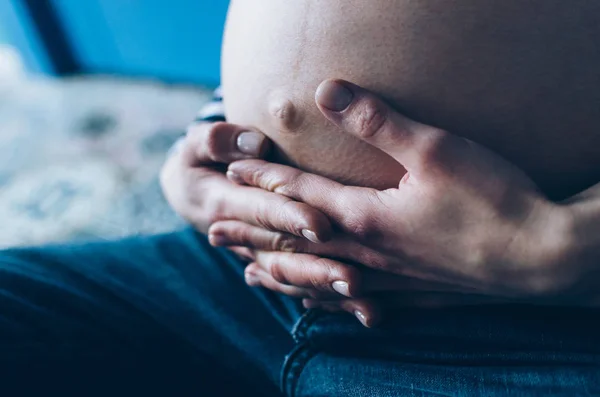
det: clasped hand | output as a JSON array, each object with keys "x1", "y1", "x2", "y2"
[{"x1": 162, "y1": 79, "x2": 582, "y2": 327}]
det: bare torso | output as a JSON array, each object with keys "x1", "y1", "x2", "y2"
[{"x1": 222, "y1": 0, "x2": 600, "y2": 199}]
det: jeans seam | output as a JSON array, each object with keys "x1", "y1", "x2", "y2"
[
  {"x1": 290, "y1": 309, "x2": 320, "y2": 342},
  {"x1": 280, "y1": 340, "x2": 317, "y2": 397},
  {"x1": 281, "y1": 309, "x2": 323, "y2": 396}
]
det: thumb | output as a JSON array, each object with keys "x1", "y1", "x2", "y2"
[{"x1": 315, "y1": 79, "x2": 453, "y2": 173}]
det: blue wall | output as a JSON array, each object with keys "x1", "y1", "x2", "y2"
[
  {"x1": 51, "y1": 0, "x2": 229, "y2": 86},
  {"x1": 0, "y1": 0, "x2": 229, "y2": 85}
]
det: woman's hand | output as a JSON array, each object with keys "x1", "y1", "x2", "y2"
[
  {"x1": 210, "y1": 221, "x2": 510, "y2": 326},
  {"x1": 242, "y1": 248, "x2": 505, "y2": 327},
  {"x1": 160, "y1": 121, "x2": 333, "y2": 243},
  {"x1": 161, "y1": 121, "x2": 404, "y2": 305},
  {"x1": 162, "y1": 121, "x2": 389, "y2": 306},
  {"x1": 219, "y1": 79, "x2": 579, "y2": 302}
]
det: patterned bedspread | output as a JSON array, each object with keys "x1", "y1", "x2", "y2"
[{"x1": 0, "y1": 63, "x2": 211, "y2": 248}]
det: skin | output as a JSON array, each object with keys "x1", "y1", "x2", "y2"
[
  {"x1": 222, "y1": 0, "x2": 600, "y2": 199},
  {"x1": 214, "y1": 80, "x2": 600, "y2": 325},
  {"x1": 160, "y1": 80, "x2": 600, "y2": 327}
]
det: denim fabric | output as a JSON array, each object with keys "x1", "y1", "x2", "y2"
[
  {"x1": 286, "y1": 309, "x2": 600, "y2": 396},
  {"x1": 0, "y1": 227, "x2": 297, "y2": 396},
  {"x1": 0, "y1": 228, "x2": 599, "y2": 396}
]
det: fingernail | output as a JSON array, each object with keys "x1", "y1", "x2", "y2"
[
  {"x1": 245, "y1": 271, "x2": 261, "y2": 286},
  {"x1": 208, "y1": 233, "x2": 229, "y2": 246},
  {"x1": 316, "y1": 80, "x2": 354, "y2": 112},
  {"x1": 332, "y1": 281, "x2": 352, "y2": 297},
  {"x1": 354, "y1": 310, "x2": 370, "y2": 328},
  {"x1": 226, "y1": 170, "x2": 245, "y2": 185},
  {"x1": 301, "y1": 229, "x2": 321, "y2": 244},
  {"x1": 237, "y1": 131, "x2": 266, "y2": 156}
]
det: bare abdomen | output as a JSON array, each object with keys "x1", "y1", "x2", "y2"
[{"x1": 222, "y1": 0, "x2": 600, "y2": 198}]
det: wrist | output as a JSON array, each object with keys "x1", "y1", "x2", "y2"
[
  {"x1": 514, "y1": 199, "x2": 581, "y2": 298},
  {"x1": 549, "y1": 199, "x2": 600, "y2": 303}
]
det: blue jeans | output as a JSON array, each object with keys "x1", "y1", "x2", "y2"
[{"x1": 0, "y1": 227, "x2": 599, "y2": 396}]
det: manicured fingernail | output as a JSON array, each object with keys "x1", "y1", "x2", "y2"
[
  {"x1": 226, "y1": 170, "x2": 245, "y2": 185},
  {"x1": 302, "y1": 299, "x2": 320, "y2": 309},
  {"x1": 245, "y1": 271, "x2": 261, "y2": 286},
  {"x1": 208, "y1": 233, "x2": 228, "y2": 246},
  {"x1": 301, "y1": 229, "x2": 321, "y2": 243},
  {"x1": 354, "y1": 310, "x2": 369, "y2": 327},
  {"x1": 332, "y1": 281, "x2": 351, "y2": 297},
  {"x1": 316, "y1": 80, "x2": 354, "y2": 112},
  {"x1": 237, "y1": 131, "x2": 266, "y2": 156}
]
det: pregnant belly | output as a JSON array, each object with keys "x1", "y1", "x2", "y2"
[{"x1": 222, "y1": 0, "x2": 600, "y2": 198}]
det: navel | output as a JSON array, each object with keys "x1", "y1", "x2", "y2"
[{"x1": 267, "y1": 96, "x2": 304, "y2": 133}]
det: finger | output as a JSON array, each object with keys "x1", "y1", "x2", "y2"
[
  {"x1": 227, "y1": 246, "x2": 255, "y2": 261},
  {"x1": 246, "y1": 264, "x2": 346, "y2": 300},
  {"x1": 210, "y1": 221, "x2": 457, "y2": 287},
  {"x1": 182, "y1": 167, "x2": 332, "y2": 241},
  {"x1": 217, "y1": 186, "x2": 333, "y2": 242},
  {"x1": 208, "y1": 221, "x2": 463, "y2": 293},
  {"x1": 228, "y1": 160, "x2": 377, "y2": 234},
  {"x1": 208, "y1": 221, "x2": 380, "y2": 265},
  {"x1": 228, "y1": 159, "x2": 346, "y2": 204},
  {"x1": 252, "y1": 251, "x2": 362, "y2": 298},
  {"x1": 184, "y1": 122, "x2": 271, "y2": 166},
  {"x1": 165, "y1": 162, "x2": 332, "y2": 240},
  {"x1": 303, "y1": 298, "x2": 381, "y2": 328},
  {"x1": 209, "y1": 221, "x2": 302, "y2": 252},
  {"x1": 245, "y1": 264, "x2": 314, "y2": 298},
  {"x1": 160, "y1": 148, "x2": 226, "y2": 234},
  {"x1": 224, "y1": 232, "x2": 468, "y2": 294},
  {"x1": 315, "y1": 79, "x2": 455, "y2": 174}
]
